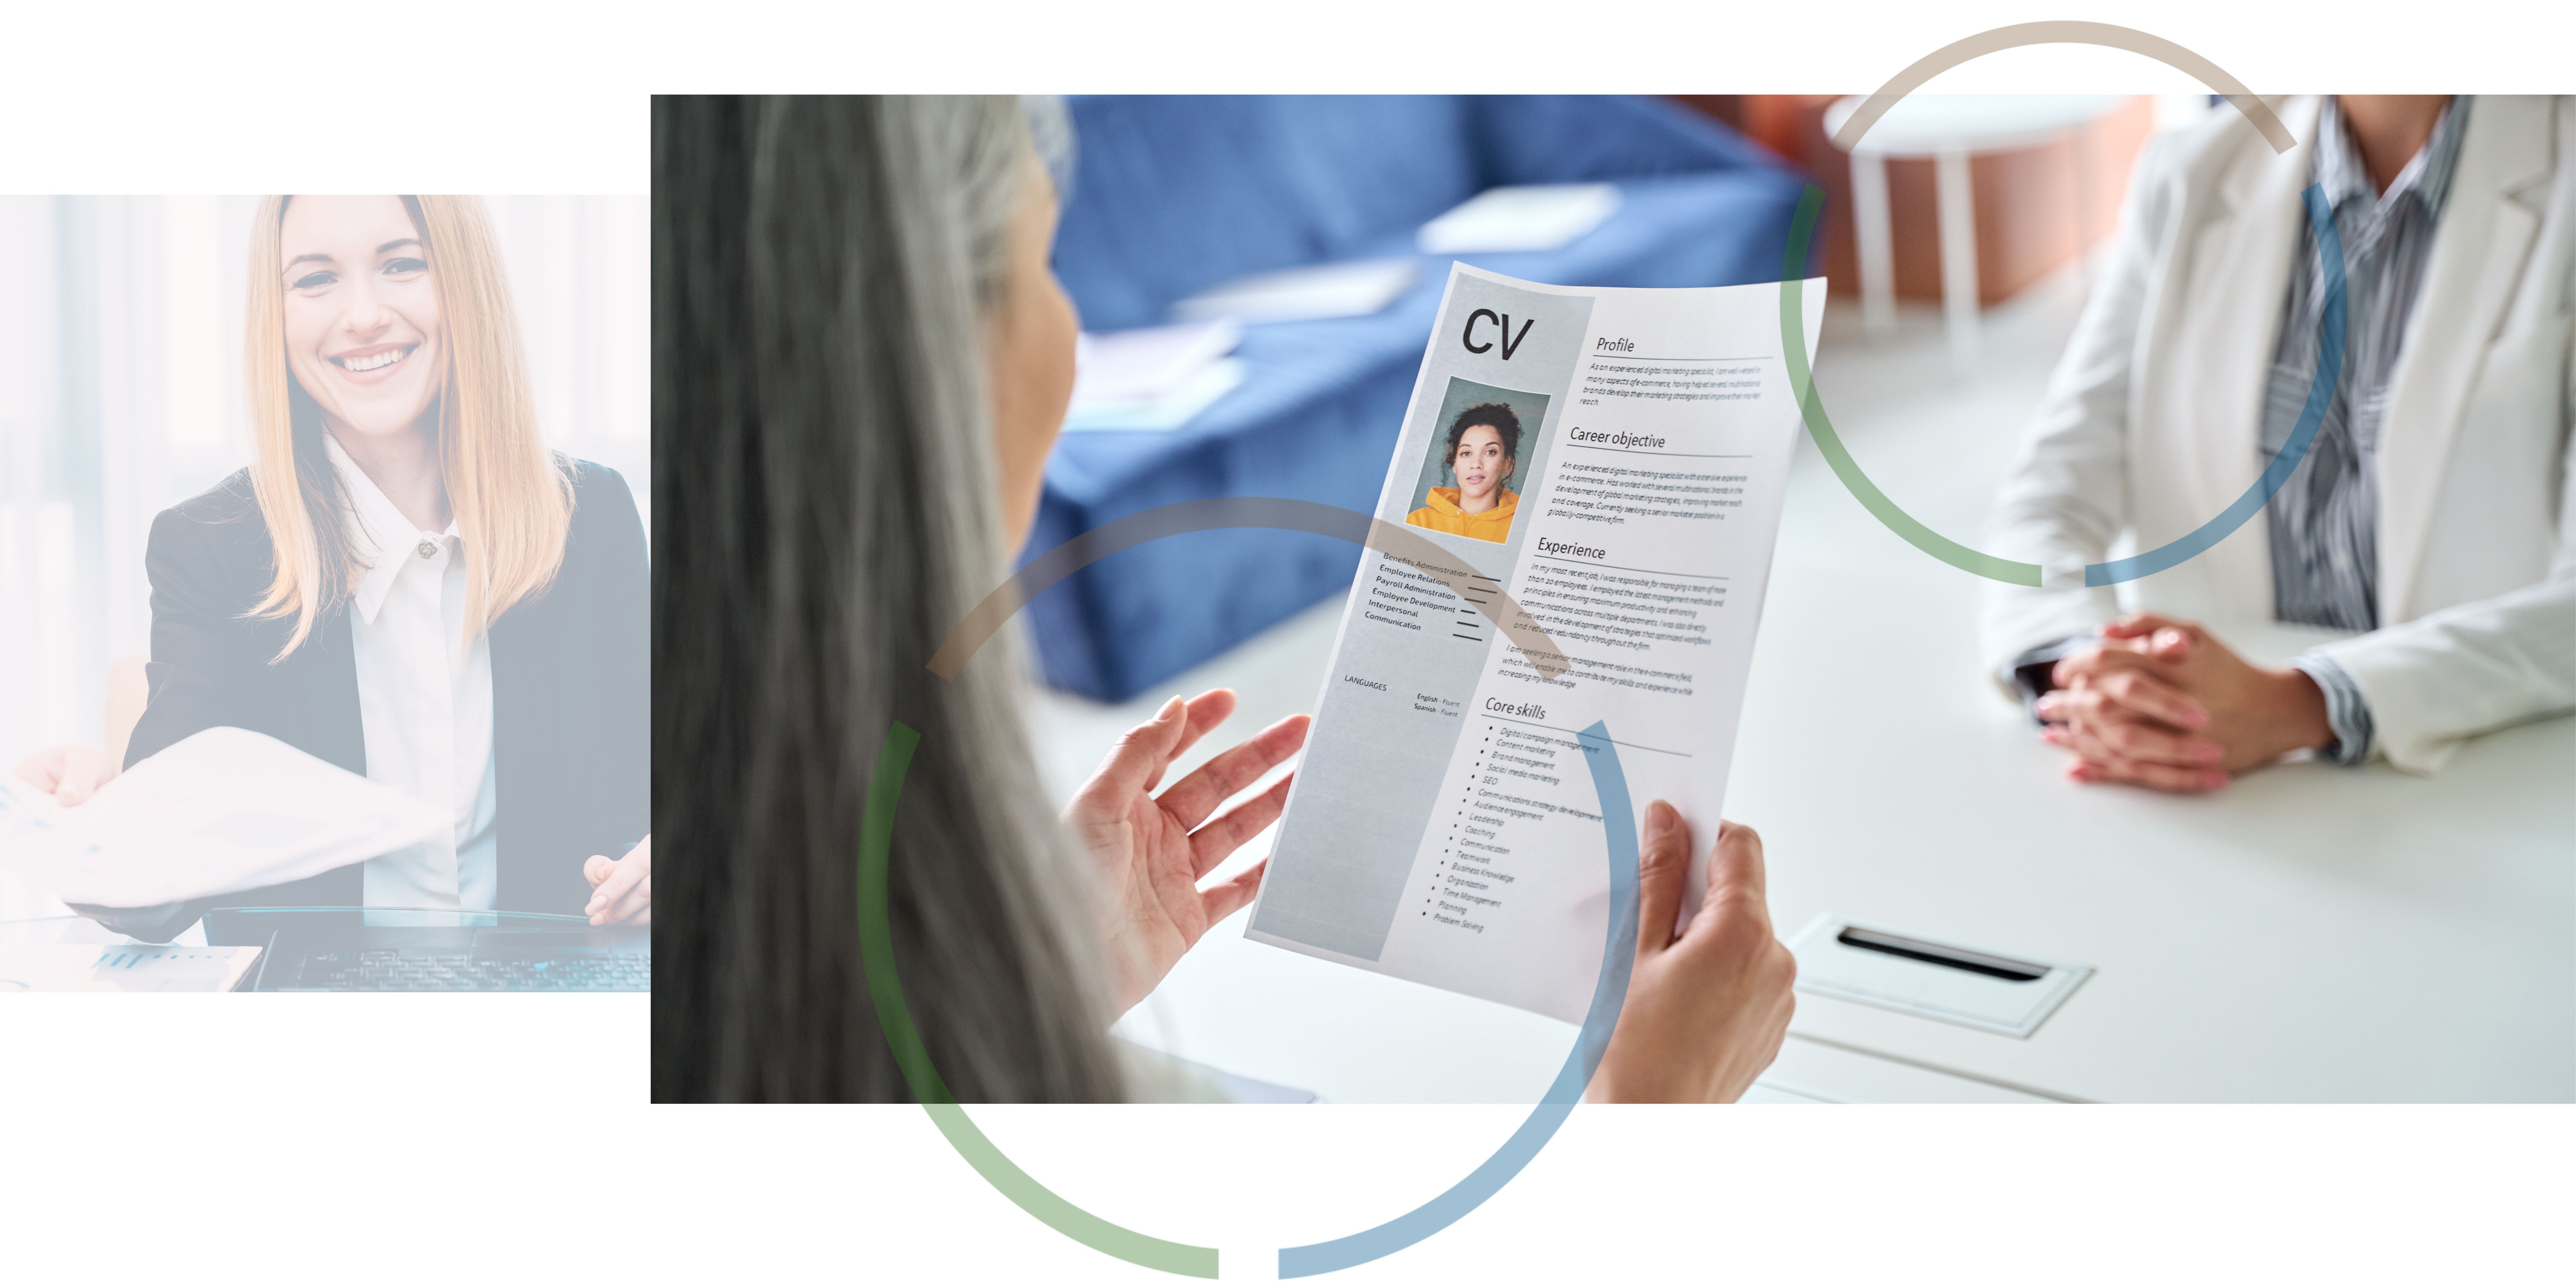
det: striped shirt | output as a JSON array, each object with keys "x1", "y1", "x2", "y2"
[{"x1": 2267, "y1": 97, "x2": 2469, "y2": 763}]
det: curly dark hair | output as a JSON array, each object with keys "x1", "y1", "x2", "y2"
[{"x1": 1443, "y1": 402, "x2": 1522, "y2": 484}]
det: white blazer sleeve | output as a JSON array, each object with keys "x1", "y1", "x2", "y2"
[
  {"x1": 2310, "y1": 319, "x2": 2576, "y2": 774},
  {"x1": 1978, "y1": 134, "x2": 2177, "y2": 685}
]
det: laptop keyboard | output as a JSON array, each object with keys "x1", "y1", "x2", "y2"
[{"x1": 275, "y1": 950, "x2": 649, "y2": 992}]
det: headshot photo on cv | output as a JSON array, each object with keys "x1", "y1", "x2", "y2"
[
  {"x1": 1404, "y1": 377, "x2": 1548, "y2": 546},
  {"x1": 0, "y1": 195, "x2": 653, "y2": 991}
]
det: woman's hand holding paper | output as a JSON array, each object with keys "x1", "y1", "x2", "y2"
[
  {"x1": 1587, "y1": 804, "x2": 1796, "y2": 1104},
  {"x1": 10, "y1": 745, "x2": 119, "y2": 807},
  {"x1": 1067, "y1": 688, "x2": 1309, "y2": 1014}
]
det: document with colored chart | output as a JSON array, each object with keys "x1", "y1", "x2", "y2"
[{"x1": 1245, "y1": 263, "x2": 1825, "y2": 1023}]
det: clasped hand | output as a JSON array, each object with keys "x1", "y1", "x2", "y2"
[{"x1": 2036, "y1": 613, "x2": 2334, "y2": 793}]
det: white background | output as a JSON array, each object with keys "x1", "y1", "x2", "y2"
[{"x1": 2, "y1": 3, "x2": 2570, "y2": 1286}]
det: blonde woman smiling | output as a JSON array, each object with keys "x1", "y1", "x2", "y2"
[{"x1": 12, "y1": 195, "x2": 650, "y2": 936}]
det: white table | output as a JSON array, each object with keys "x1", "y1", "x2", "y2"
[
  {"x1": 1072, "y1": 289, "x2": 2573, "y2": 1104},
  {"x1": 1822, "y1": 94, "x2": 2129, "y2": 373},
  {"x1": 1109, "y1": 586, "x2": 2572, "y2": 1104},
  {"x1": 1737, "y1": 571, "x2": 2573, "y2": 1103}
]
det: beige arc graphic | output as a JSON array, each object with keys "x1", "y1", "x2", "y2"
[{"x1": 1828, "y1": 20, "x2": 2295, "y2": 155}]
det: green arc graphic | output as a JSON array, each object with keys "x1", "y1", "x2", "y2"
[
  {"x1": 1779, "y1": 173, "x2": 2348, "y2": 588},
  {"x1": 1776, "y1": 185, "x2": 2043, "y2": 586},
  {"x1": 855, "y1": 28, "x2": 2316, "y2": 1277},
  {"x1": 859, "y1": 720, "x2": 1221, "y2": 1279}
]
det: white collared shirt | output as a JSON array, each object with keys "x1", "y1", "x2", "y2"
[{"x1": 327, "y1": 435, "x2": 499, "y2": 912}]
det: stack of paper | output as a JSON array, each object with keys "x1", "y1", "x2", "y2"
[
  {"x1": 0, "y1": 944, "x2": 263, "y2": 992},
  {"x1": 1416, "y1": 183, "x2": 1622, "y2": 255},
  {"x1": 1169, "y1": 258, "x2": 1419, "y2": 325},
  {"x1": 0, "y1": 726, "x2": 449, "y2": 910},
  {"x1": 1063, "y1": 320, "x2": 1246, "y2": 433}
]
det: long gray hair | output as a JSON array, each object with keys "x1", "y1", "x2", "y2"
[{"x1": 651, "y1": 95, "x2": 1126, "y2": 1102}]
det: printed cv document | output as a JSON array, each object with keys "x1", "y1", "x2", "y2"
[{"x1": 1245, "y1": 263, "x2": 1825, "y2": 1023}]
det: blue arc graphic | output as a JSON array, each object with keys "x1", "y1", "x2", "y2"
[
  {"x1": 2083, "y1": 183, "x2": 2349, "y2": 585},
  {"x1": 1778, "y1": 181, "x2": 2350, "y2": 588},
  {"x1": 1277, "y1": 720, "x2": 1641, "y2": 1278}
]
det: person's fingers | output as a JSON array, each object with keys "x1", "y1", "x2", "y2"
[
  {"x1": 586, "y1": 857, "x2": 646, "y2": 921},
  {"x1": 1158, "y1": 689, "x2": 1239, "y2": 780},
  {"x1": 1632, "y1": 801, "x2": 1689, "y2": 956},
  {"x1": 602, "y1": 874, "x2": 651, "y2": 925},
  {"x1": 2081, "y1": 752, "x2": 2225, "y2": 793},
  {"x1": 2036, "y1": 686, "x2": 2132, "y2": 732},
  {"x1": 1077, "y1": 695, "x2": 1191, "y2": 805},
  {"x1": 594, "y1": 872, "x2": 650, "y2": 924},
  {"x1": 2100, "y1": 612, "x2": 2201, "y2": 641},
  {"x1": 1196, "y1": 858, "x2": 1266, "y2": 927},
  {"x1": 2052, "y1": 644, "x2": 2182, "y2": 691},
  {"x1": 2038, "y1": 671, "x2": 2204, "y2": 732},
  {"x1": 2032, "y1": 688, "x2": 2078, "y2": 724},
  {"x1": 56, "y1": 749, "x2": 114, "y2": 808},
  {"x1": 11, "y1": 750, "x2": 63, "y2": 793},
  {"x1": 2047, "y1": 689, "x2": 2217, "y2": 763},
  {"x1": 1186, "y1": 772, "x2": 1294, "y2": 878},
  {"x1": 2093, "y1": 717, "x2": 2224, "y2": 767},
  {"x1": 2043, "y1": 720, "x2": 2118, "y2": 768},
  {"x1": 13, "y1": 746, "x2": 121, "y2": 805},
  {"x1": 2096, "y1": 669, "x2": 2208, "y2": 729},
  {"x1": 1155, "y1": 713, "x2": 1310, "y2": 833},
  {"x1": 582, "y1": 855, "x2": 615, "y2": 888},
  {"x1": 1698, "y1": 819, "x2": 1768, "y2": 922},
  {"x1": 2066, "y1": 751, "x2": 2228, "y2": 793},
  {"x1": 2047, "y1": 717, "x2": 2220, "y2": 769},
  {"x1": 2048, "y1": 644, "x2": 2126, "y2": 690},
  {"x1": 1733, "y1": 944, "x2": 1800, "y2": 1098},
  {"x1": 2047, "y1": 715, "x2": 2137, "y2": 764},
  {"x1": 598, "y1": 886, "x2": 644, "y2": 925}
]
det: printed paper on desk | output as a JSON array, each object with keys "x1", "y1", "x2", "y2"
[
  {"x1": 1244, "y1": 262, "x2": 1825, "y2": 1023},
  {"x1": 0, "y1": 726, "x2": 449, "y2": 910},
  {"x1": 1415, "y1": 183, "x2": 1621, "y2": 255},
  {"x1": 0, "y1": 944, "x2": 262, "y2": 993}
]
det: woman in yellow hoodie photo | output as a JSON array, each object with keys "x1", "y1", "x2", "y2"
[{"x1": 1405, "y1": 401, "x2": 1523, "y2": 544}]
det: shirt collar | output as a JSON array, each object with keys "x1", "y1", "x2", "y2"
[
  {"x1": 2317, "y1": 95, "x2": 2471, "y2": 222},
  {"x1": 324, "y1": 433, "x2": 459, "y2": 626}
]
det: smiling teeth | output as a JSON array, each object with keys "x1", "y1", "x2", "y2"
[{"x1": 341, "y1": 347, "x2": 409, "y2": 373}]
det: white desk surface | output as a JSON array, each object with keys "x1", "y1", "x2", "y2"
[
  {"x1": 1737, "y1": 561, "x2": 2573, "y2": 1104},
  {"x1": 1052, "y1": 296, "x2": 2575, "y2": 1105},
  {"x1": 1099, "y1": 578, "x2": 2573, "y2": 1104}
]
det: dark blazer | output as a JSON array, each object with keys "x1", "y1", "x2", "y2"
[{"x1": 121, "y1": 459, "x2": 650, "y2": 919}]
